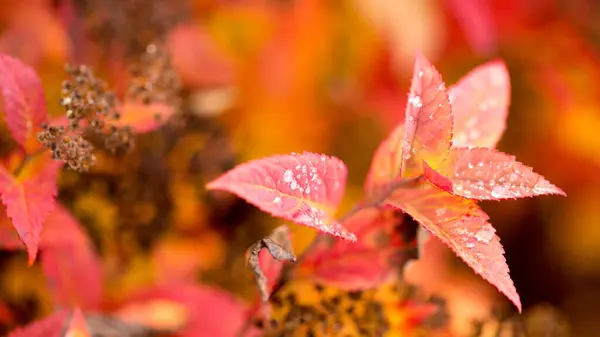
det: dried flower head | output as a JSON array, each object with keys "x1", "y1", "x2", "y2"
[
  {"x1": 76, "y1": 0, "x2": 189, "y2": 58},
  {"x1": 37, "y1": 124, "x2": 96, "y2": 172},
  {"x1": 127, "y1": 42, "x2": 182, "y2": 111},
  {"x1": 38, "y1": 64, "x2": 134, "y2": 171}
]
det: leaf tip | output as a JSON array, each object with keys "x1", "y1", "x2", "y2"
[{"x1": 26, "y1": 248, "x2": 37, "y2": 266}]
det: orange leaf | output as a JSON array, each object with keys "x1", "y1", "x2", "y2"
[
  {"x1": 113, "y1": 102, "x2": 175, "y2": 133},
  {"x1": 385, "y1": 183, "x2": 521, "y2": 312},
  {"x1": 423, "y1": 148, "x2": 566, "y2": 201},
  {"x1": 0, "y1": 153, "x2": 61, "y2": 264},
  {"x1": 401, "y1": 54, "x2": 453, "y2": 178}
]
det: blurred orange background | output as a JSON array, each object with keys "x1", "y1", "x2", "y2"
[{"x1": 0, "y1": 0, "x2": 598, "y2": 336}]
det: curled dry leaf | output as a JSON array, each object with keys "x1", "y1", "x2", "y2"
[
  {"x1": 248, "y1": 225, "x2": 296, "y2": 303},
  {"x1": 401, "y1": 54, "x2": 453, "y2": 178},
  {"x1": 448, "y1": 60, "x2": 510, "y2": 149},
  {"x1": 206, "y1": 152, "x2": 356, "y2": 241},
  {"x1": 385, "y1": 183, "x2": 521, "y2": 312},
  {"x1": 0, "y1": 153, "x2": 61, "y2": 264},
  {"x1": 0, "y1": 52, "x2": 48, "y2": 154},
  {"x1": 423, "y1": 148, "x2": 566, "y2": 200}
]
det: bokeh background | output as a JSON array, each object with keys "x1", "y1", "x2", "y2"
[{"x1": 0, "y1": 0, "x2": 598, "y2": 336}]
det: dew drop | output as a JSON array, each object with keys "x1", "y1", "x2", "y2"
[
  {"x1": 435, "y1": 208, "x2": 446, "y2": 217},
  {"x1": 417, "y1": 71, "x2": 424, "y2": 78},
  {"x1": 475, "y1": 225, "x2": 495, "y2": 244},
  {"x1": 465, "y1": 240, "x2": 475, "y2": 249},
  {"x1": 408, "y1": 95, "x2": 423, "y2": 108},
  {"x1": 508, "y1": 173, "x2": 518, "y2": 182},
  {"x1": 491, "y1": 185, "x2": 509, "y2": 198},
  {"x1": 290, "y1": 180, "x2": 298, "y2": 190},
  {"x1": 283, "y1": 169, "x2": 293, "y2": 183},
  {"x1": 455, "y1": 184, "x2": 464, "y2": 192},
  {"x1": 272, "y1": 196, "x2": 282, "y2": 205}
]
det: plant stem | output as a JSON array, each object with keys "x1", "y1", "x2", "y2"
[{"x1": 12, "y1": 149, "x2": 45, "y2": 176}]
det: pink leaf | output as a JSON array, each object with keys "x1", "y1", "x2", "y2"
[
  {"x1": 0, "y1": 154, "x2": 61, "y2": 264},
  {"x1": 448, "y1": 60, "x2": 510, "y2": 148},
  {"x1": 113, "y1": 102, "x2": 175, "y2": 134},
  {"x1": 423, "y1": 147, "x2": 566, "y2": 200},
  {"x1": 385, "y1": 183, "x2": 521, "y2": 312},
  {"x1": 40, "y1": 204, "x2": 103, "y2": 310},
  {"x1": 299, "y1": 207, "x2": 402, "y2": 289},
  {"x1": 0, "y1": 52, "x2": 48, "y2": 153},
  {"x1": 7, "y1": 310, "x2": 68, "y2": 337},
  {"x1": 445, "y1": 0, "x2": 498, "y2": 55},
  {"x1": 401, "y1": 54, "x2": 453, "y2": 178},
  {"x1": 115, "y1": 283, "x2": 252, "y2": 337},
  {"x1": 206, "y1": 152, "x2": 355, "y2": 241}
]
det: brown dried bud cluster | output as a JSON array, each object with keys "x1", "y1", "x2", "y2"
[
  {"x1": 38, "y1": 64, "x2": 134, "y2": 172},
  {"x1": 76, "y1": 0, "x2": 188, "y2": 58},
  {"x1": 127, "y1": 42, "x2": 182, "y2": 110},
  {"x1": 37, "y1": 124, "x2": 96, "y2": 172}
]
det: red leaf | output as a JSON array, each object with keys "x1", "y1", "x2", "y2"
[
  {"x1": 401, "y1": 54, "x2": 453, "y2": 178},
  {"x1": 167, "y1": 24, "x2": 234, "y2": 88},
  {"x1": 448, "y1": 60, "x2": 510, "y2": 148},
  {"x1": 299, "y1": 207, "x2": 401, "y2": 289},
  {"x1": 40, "y1": 204, "x2": 103, "y2": 310},
  {"x1": 385, "y1": 183, "x2": 521, "y2": 312},
  {"x1": 0, "y1": 153, "x2": 61, "y2": 264},
  {"x1": 63, "y1": 307, "x2": 90, "y2": 337},
  {"x1": 446, "y1": 0, "x2": 498, "y2": 55},
  {"x1": 0, "y1": 52, "x2": 48, "y2": 153},
  {"x1": 364, "y1": 124, "x2": 405, "y2": 200},
  {"x1": 0, "y1": 203, "x2": 103, "y2": 309},
  {"x1": 206, "y1": 152, "x2": 355, "y2": 241},
  {"x1": 7, "y1": 310, "x2": 68, "y2": 337},
  {"x1": 115, "y1": 283, "x2": 252, "y2": 337},
  {"x1": 423, "y1": 148, "x2": 566, "y2": 200},
  {"x1": 112, "y1": 102, "x2": 175, "y2": 133}
]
